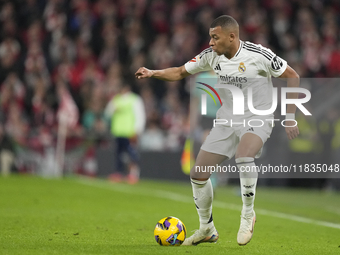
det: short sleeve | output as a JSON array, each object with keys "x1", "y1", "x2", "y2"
[
  {"x1": 184, "y1": 48, "x2": 213, "y2": 75},
  {"x1": 259, "y1": 46, "x2": 287, "y2": 77}
]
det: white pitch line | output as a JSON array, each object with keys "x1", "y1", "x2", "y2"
[{"x1": 77, "y1": 178, "x2": 340, "y2": 230}]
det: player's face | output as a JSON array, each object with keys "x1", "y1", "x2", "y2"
[{"x1": 209, "y1": 26, "x2": 233, "y2": 56}]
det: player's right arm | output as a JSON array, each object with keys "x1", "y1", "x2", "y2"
[
  {"x1": 135, "y1": 66, "x2": 190, "y2": 81},
  {"x1": 135, "y1": 48, "x2": 213, "y2": 81}
]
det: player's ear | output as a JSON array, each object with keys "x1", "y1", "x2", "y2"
[{"x1": 229, "y1": 33, "x2": 235, "y2": 42}]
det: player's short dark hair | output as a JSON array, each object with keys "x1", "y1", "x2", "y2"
[{"x1": 210, "y1": 15, "x2": 239, "y2": 30}]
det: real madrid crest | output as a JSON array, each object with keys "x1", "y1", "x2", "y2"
[{"x1": 238, "y1": 62, "x2": 246, "y2": 73}]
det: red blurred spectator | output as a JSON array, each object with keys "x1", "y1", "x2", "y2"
[
  {"x1": 22, "y1": 20, "x2": 46, "y2": 45},
  {"x1": 0, "y1": 37, "x2": 20, "y2": 69},
  {"x1": 49, "y1": 35, "x2": 76, "y2": 68},
  {"x1": 327, "y1": 43, "x2": 340, "y2": 76},
  {"x1": 99, "y1": 20, "x2": 119, "y2": 70},
  {"x1": 0, "y1": 73, "x2": 25, "y2": 114},
  {"x1": 24, "y1": 41, "x2": 51, "y2": 88},
  {"x1": 5, "y1": 102, "x2": 29, "y2": 146}
]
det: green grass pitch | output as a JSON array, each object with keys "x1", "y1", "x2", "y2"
[{"x1": 1, "y1": 175, "x2": 340, "y2": 255}]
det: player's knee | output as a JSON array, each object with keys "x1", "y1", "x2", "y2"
[
  {"x1": 235, "y1": 150, "x2": 256, "y2": 159},
  {"x1": 235, "y1": 153, "x2": 249, "y2": 159},
  {"x1": 190, "y1": 165, "x2": 210, "y2": 180}
]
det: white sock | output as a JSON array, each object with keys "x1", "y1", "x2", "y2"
[
  {"x1": 236, "y1": 157, "x2": 258, "y2": 215},
  {"x1": 191, "y1": 178, "x2": 214, "y2": 230}
]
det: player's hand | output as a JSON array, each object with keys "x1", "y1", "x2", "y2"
[
  {"x1": 135, "y1": 67, "x2": 154, "y2": 79},
  {"x1": 285, "y1": 121, "x2": 299, "y2": 140}
]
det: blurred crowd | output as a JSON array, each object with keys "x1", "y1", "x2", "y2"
[{"x1": 0, "y1": 0, "x2": 340, "y2": 175}]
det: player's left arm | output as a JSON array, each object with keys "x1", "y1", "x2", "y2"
[{"x1": 278, "y1": 65, "x2": 300, "y2": 140}]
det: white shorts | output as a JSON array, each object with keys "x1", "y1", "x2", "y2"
[{"x1": 201, "y1": 123, "x2": 273, "y2": 159}]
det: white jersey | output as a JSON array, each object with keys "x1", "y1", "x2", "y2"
[{"x1": 185, "y1": 40, "x2": 287, "y2": 125}]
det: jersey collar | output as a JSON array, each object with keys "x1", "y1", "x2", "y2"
[
  {"x1": 234, "y1": 40, "x2": 243, "y2": 58},
  {"x1": 222, "y1": 40, "x2": 243, "y2": 60}
]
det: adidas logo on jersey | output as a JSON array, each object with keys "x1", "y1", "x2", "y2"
[
  {"x1": 214, "y1": 64, "x2": 221, "y2": 71},
  {"x1": 246, "y1": 127, "x2": 254, "y2": 132}
]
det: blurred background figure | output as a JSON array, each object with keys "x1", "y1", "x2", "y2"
[
  {"x1": 0, "y1": 122, "x2": 15, "y2": 176},
  {"x1": 105, "y1": 83, "x2": 145, "y2": 184}
]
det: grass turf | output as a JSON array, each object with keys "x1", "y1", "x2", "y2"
[{"x1": 1, "y1": 175, "x2": 340, "y2": 255}]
